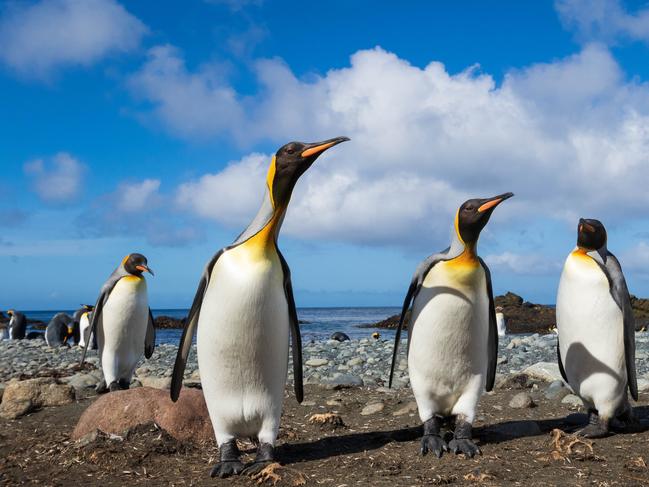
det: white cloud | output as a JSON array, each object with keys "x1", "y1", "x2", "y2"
[
  {"x1": 485, "y1": 252, "x2": 562, "y2": 276},
  {"x1": 556, "y1": 0, "x2": 649, "y2": 44},
  {"x1": 115, "y1": 179, "x2": 161, "y2": 212},
  {"x1": 24, "y1": 152, "x2": 86, "y2": 203},
  {"x1": 129, "y1": 44, "x2": 649, "y2": 249},
  {"x1": 620, "y1": 241, "x2": 649, "y2": 276},
  {"x1": 0, "y1": 0, "x2": 146, "y2": 79}
]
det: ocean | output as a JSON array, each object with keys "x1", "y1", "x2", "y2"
[{"x1": 18, "y1": 307, "x2": 402, "y2": 345}]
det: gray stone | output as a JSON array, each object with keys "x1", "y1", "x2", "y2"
[
  {"x1": 360, "y1": 402, "x2": 384, "y2": 415},
  {"x1": 522, "y1": 362, "x2": 564, "y2": 383},
  {"x1": 561, "y1": 394, "x2": 584, "y2": 408},
  {"x1": 63, "y1": 373, "x2": 99, "y2": 391},
  {"x1": 139, "y1": 376, "x2": 171, "y2": 390},
  {"x1": 544, "y1": 380, "x2": 570, "y2": 400},
  {"x1": 509, "y1": 392, "x2": 535, "y2": 409},
  {"x1": 323, "y1": 374, "x2": 364, "y2": 390},
  {"x1": 392, "y1": 401, "x2": 418, "y2": 416},
  {"x1": 306, "y1": 358, "x2": 329, "y2": 367}
]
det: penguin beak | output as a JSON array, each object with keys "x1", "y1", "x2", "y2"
[
  {"x1": 478, "y1": 192, "x2": 514, "y2": 213},
  {"x1": 300, "y1": 136, "x2": 350, "y2": 158},
  {"x1": 136, "y1": 265, "x2": 154, "y2": 276}
]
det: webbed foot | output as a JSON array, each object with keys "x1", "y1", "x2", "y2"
[
  {"x1": 210, "y1": 440, "x2": 244, "y2": 478},
  {"x1": 449, "y1": 418, "x2": 481, "y2": 458},
  {"x1": 242, "y1": 443, "x2": 275, "y2": 476},
  {"x1": 421, "y1": 434, "x2": 449, "y2": 458},
  {"x1": 578, "y1": 409, "x2": 610, "y2": 438}
]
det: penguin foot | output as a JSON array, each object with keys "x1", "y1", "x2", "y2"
[
  {"x1": 108, "y1": 381, "x2": 121, "y2": 392},
  {"x1": 242, "y1": 443, "x2": 275, "y2": 476},
  {"x1": 449, "y1": 419, "x2": 481, "y2": 458},
  {"x1": 448, "y1": 438, "x2": 481, "y2": 458},
  {"x1": 118, "y1": 378, "x2": 130, "y2": 390},
  {"x1": 578, "y1": 410, "x2": 610, "y2": 438},
  {"x1": 209, "y1": 461, "x2": 245, "y2": 478},
  {"x1": 95, "y1": 379, "x2": 108, "y2": 394},
  {"x1": 211, "y1": 440, "x2": 244, "y2": 478},
  {"x1": 421, "y1": 435, "x2": 449, "y2": 458}
]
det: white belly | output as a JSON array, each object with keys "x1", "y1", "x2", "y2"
[
  {"x1": 79, "y1": 314, "x2": 91, "y2": 348},
  {"x1": 197, "y1": 244, "x2": 289, "y2": 443},
  {"x1": 98, "y1": 277, "x2": 149, "y2": 384},
  {"x1": 408, "y1": 258, "x2": 489, "y2": 420},
  {"x1": 556, "y1": 252, "x2": 626, "y2": 417}
]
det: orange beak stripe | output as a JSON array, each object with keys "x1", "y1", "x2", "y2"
[
  {"x1": 301, "y1": 141, "x2": 338, "y2": 158},
  {"x1": 478, "y1": 198, "x2": 503, "y2": 213}
]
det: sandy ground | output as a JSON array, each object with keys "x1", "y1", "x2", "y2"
[{"x1": 2, "y1": 385, "x2": 649, "y2": 486}]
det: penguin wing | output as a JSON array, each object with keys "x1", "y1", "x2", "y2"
[
  {"x1": 556, "y1": 338, "x2": 569, "y2": 383},
  {"x1": 388, "y1": 250, "x2": 450, "y2": 388},
  {"x1": 145, "y1": 308, "x2": 156, "y2": 359},
  {"x1": 79, "y1": 272, "x2": 124, "y2": 365},
  {"x1": 170, "y1": 248, "x2": 225, "y2": 402},
  {"x1": 277, "y1": 249, "x2": 304, "y2": 404},
  {"x1": 603, "y1": 253, "x2": 638, "y2": 401},
  {"x1": 479, "y1": 258, "x2": 498, "y2": 392}
]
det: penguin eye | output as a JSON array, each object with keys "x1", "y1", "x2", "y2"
[{"x1": 286, "y1": 148, "x2": 295, "y2": 155}]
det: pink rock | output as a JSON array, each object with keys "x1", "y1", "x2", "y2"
[{"x1": 72, "y1": 387, "x2": 213, "y2": 444}]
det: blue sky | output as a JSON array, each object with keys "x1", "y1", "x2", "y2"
[{"x1": 3, "y1": 0, "x2": 649, "y2": 310}]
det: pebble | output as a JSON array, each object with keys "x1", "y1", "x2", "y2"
[
  {"x1": 561, "y1": 394, "x2": 584, "y2": 408},
  {"x1": 509, "y1": 392, "x2": 535, "y2": 409},
  {"x1": 392, "y1": 401, "x2": 418, "y2": 416},
  {"x1": 360, "y1": 402, "x2": 385, "y2": 416},
  {"x1": 305, "y1": 358, "x2": 329, "y2": 367}
]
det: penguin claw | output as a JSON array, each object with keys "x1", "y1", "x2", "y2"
[
  {"x1": 209, "y1": 460, "x2": 245, "y2": 478},
  {"x1": 241, "y1": 460, "x2": 274, "y2": 476},
  {"x1": 448, "y1": 438, "x2": 481, "y2": 458},
  {"x1": 420, "y1": 435, "x2": 448, "y2": 458},
  {"x1": 577, "y1": 424, "x2": 610, "y2": 439}
]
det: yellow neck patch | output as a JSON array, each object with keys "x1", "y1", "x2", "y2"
[
  {"x1": 266, "y1": 155, "x2": 277, "y2": 209},
  {"x1": 121, "y1": 254, "x2": 130, "y2": 266}
]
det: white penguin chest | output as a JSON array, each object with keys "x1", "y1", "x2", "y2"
[
  {"x1": 102, "y1": 277, "x2": 149, "y2": 334},
  {"x1": 409, "y1": 257, "x2": 489, "y2": 374},
  {"x1": 197, "y1": 243, "x2": 290, "y2": 369},
  {"x1": 556, "y1": 252, "x2": 626, "y2": 384}
]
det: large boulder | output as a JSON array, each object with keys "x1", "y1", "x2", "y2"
[
  {"x1": 71, "y1": 387, "x2": 213, "y2": 444},
  {"x1": 0, "y1": 378, "x2": 75, "y2": 419}
]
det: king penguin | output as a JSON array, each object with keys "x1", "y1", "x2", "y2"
[
  {"x1": 170, "y1": 136, "x2": 349, "y2": 478},
  {"x1": 556, "y1": 218, "x2": 637, "y2": 437},
  {"x1": 77, "y1": 305, "x2": 95, "y2": 349},
  {"x1": 6, "y1": 310, "x2": 26, "y2": 340},
  {"x1": 80, "y1": 253, "x2": 156, "y2": 392},
  {"x1": 389, "y1": 192, "x2": 513, "y2": 458},
  {"x1": 45, "y1": 312, "x2": 73, "y2": 347}
]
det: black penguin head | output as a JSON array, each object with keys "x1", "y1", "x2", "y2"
[
  {"x1": 7, "y1": 309, "x2": 13, "y2": 316},
  {"x1": 269, "y1": 136, "x2": 349, "y2": 209},
  {"x1": 123, "y1": 253, "x2": 154, "y2": 276},
  {"x1": 577, "y1": 218, "x2": 607, "y2": 251},
  {"x1": 456, "y1": 192, "x2": 514, "y2": 245},
  {"x1": 81, "y1": 304, "x2": 95, "y2": 311}
]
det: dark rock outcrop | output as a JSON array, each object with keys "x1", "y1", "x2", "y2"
[{"x1": 153, "y1": 316, "x2": 185, "y2": 329}]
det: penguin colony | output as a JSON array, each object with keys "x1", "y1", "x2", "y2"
[{"x1": 4, "y1": 137, "x2": 639, "y2": 478}]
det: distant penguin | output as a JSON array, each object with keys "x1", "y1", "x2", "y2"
[
  {"x1": 496, "y1": 307, "x2": 507, "y2": 336},
  {"x1": 73, "y1": 304, "x2": 94, "y2": 347},
  {"x1": 78, "y1": 306, "x2": 95, "y2": 349},
  {"x1": 330, "y1": 331, "x2": 350, "y2": 342},
  {"x1": 45, "y1": 312, "x2": 73, "y2": 347},
  {"x1": 80, "y1": 253, "x2": 156, "y2": 393},
  {"x1": 170, "y1": 136, "x2": 349, "y2": 478},
  {"x1": 556, "y1": 218, "x2": 637, "y2": 438},
  {"x1": 389, "y1": 193, "x2": 513, "y2": 458},
  {"x1": 7, "y1": 310, "x2": 27, "y2": 340}
]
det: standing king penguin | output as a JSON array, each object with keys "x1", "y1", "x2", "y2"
[
  {"x1": 556, "y1": 219, "x2": 637, "y2": 437},
  {"x1": 389, "y1": 193, "x2": 513, "y2": 458},
  {"x1": 6, "y1": 310, "x2": 26, "y2": 340},
  {"x1": 80, "y1": 253, "x2": 156, "y2": 392},
  {"x1": 171, "y1": 136, "x2": 349, "y2": 478},
  {"x1": 78, "y1": 305, "x2": 95, "y2": 349}
]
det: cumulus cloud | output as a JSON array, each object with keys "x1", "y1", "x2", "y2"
[
  {"x1": 556, "y1": 0, "x2": 649, "y2": 44},
  {"x1": 125, "y1": 43, "x2": 649, "y2": 250},
  {"x1": 80, "y1": 178, "x2": 201, "y2": 247},
  {"x1": 485, "y1": 252, "x2": 563, "y2": 276},
  {"x1": 24, "y1": 152, "x2": 86, "y2": 203},
  {"x1": 0, "y1": 0, "x2": 147, "y2": 79}
]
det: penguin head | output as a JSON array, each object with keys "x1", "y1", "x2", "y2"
[
  {"x1": 268, "y1": 136, "x2": 349, "y2": 209},
  {"x1": 6, "y1": 309, "x2": 13, "y2": 317},
  {"x1": 456, "y1": 192, "x2": 514, "y2": 245},
  {"x1": 123, "y1": 253, "x2": 154, "y2": 277},
  {"x1": 577, "y1": 218, "x2": 607, "y2": 251},
  {"x1": 81, "y1": 304, "x2": 95, "y2": 311}
]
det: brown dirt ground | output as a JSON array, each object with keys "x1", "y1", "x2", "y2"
[{"x1": 2, "y1": 385, "x2": 649, "y2": 487}]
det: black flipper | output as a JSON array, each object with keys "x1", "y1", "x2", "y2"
[
  {"x1": 388, "y1": 251, "x2": 449, "y2": 388},
  {"x1": 170, "y1": 249, "x2": 225, "y2": 402},
  {"x1": 145, "y1": 308, "x2": 156, "y2": 359},
  {"x1": 79, "y1": 274, "x2": 123, "y2": 366},
  {"x1": 278, "y1": 250, "x2": 303, "y2": 403},
  {"x1": 479, "y1": 257, "x2": 498, "y2": 392},
  {"x1": 602, "y1": 253, "x2": 638, "y2": 401},
  {"x1": 557, "y1": 338, "x2": 569, "y2": 383}
]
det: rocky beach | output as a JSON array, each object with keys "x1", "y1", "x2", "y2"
[{"x1": 2, "y1": 332, "x2": 649, "y2": 485}]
